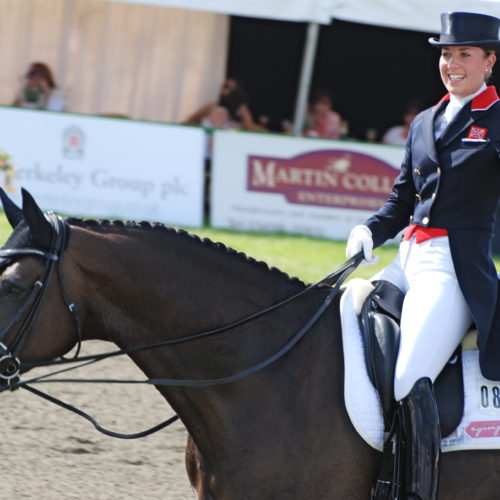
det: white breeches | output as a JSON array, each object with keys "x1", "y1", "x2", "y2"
[{"x1": 373, "y1": 236, "x2": 472, "y2": 401}]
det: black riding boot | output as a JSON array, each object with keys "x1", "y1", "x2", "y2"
[{"x1": 400, "y1": 377, "x2": 440, "y2": 500}]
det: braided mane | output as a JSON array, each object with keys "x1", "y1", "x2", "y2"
[{"x1": 66, "y1": 218, "x2": 305, "y2": 286}]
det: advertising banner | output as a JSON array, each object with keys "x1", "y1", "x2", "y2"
[
  {"x1": 0, "y1": 107, "x2": 205, "y2": 227},
  {"x1": 211, "y1": 131, "x2": 405, "y2": 240}
]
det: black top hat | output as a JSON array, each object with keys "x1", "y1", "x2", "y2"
[{"x1": 428, "y1": 11, "x2": 500, "y2": 50}]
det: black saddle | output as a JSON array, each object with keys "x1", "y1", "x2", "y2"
[{"x1": 358, "y1": 279, "x2": 464, "y2": 438}]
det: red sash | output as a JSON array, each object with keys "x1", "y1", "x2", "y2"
[{"x1": 403, "y1": 224, "x2": 448, "y2": 243}]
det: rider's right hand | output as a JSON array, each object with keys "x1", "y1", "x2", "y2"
[{"x1": 346, "y1": 225, "x2": 376, "y2": 263}]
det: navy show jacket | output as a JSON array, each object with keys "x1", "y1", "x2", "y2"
[{"x1": 365, "y1": 86, "x2": 500, "y2": 380}]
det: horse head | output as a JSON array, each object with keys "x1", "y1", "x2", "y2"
[{"x1": 0, "y1": 189, "x2": 78, "y2": 382}]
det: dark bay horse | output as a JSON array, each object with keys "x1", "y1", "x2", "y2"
[{"x1": 0, "y1": 189, "x2": 499, "y2": 499}]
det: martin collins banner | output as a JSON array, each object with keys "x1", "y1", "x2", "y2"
[{"x1": 210, "y1": 131, "x2": 405, "y2": 240}]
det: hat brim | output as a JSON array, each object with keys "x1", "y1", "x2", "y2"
[{"x1": 428, "y1": 37, "x2": 500, "y2": 50}]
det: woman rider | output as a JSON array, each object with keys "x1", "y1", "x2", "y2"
[{"x1": 346, "y1": 11, "x2": 500, "y2": 500}]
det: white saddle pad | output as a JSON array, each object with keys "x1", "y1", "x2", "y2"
[{"x1": 340, "y1": 279, "x2": 500, "y2": 453}]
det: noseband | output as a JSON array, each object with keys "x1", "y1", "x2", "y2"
[{"x1": 0, "y1": 213, "x2": 76, "y2": 388}]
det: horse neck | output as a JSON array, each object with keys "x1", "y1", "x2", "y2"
[
  {"x1": 65, "y1": 224, "x2": 350, "y2": 481},
  {"x1": 66, "y1": 223, "x2": 306, "y2": 349}
]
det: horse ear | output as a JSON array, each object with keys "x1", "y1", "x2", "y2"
[
  {"x1": 21, "y1": 188, "x2": 53, "y2": 250},
  {"x1": 0, "y1": 188, "x2": 23, "y2": 228}
]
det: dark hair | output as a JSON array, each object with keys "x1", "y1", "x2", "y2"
[
  {"x1": 26, "y1": 62, "x2": 57, "y2": 89},
  {"x1": 308, "y1": 89, "x2": 333, "y2": 107},
  {"x1": 221, "y1": 77, "x2": 242, "y2": 92},
  {"x1": 218, "y1": 88, "x2": 248, "y2": 121}
]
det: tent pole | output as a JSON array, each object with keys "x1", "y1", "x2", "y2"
[{"x1": 292, "y1": 21, "x2": 320, "y2": 136}]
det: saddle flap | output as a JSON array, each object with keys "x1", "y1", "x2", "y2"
[
  {"x1": 341, "y1": 282, "x2": 496, "y2": 454},
  {"x1": 366, "y1": 312, "x2": 400, "y2": 423},
  {"x1": 357, "y1": 279, "x2": 464, "y2": 436},
  {"x1": 359, "y1": 280, "x2": 403, "y2": 428}
]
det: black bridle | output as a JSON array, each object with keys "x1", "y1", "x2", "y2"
[
  {"x1": 0, "y1": 212, "x2": 362, "y2": 438},
  {"x1": 0, "y1": 213, "x2": 82, "y2": 389}
]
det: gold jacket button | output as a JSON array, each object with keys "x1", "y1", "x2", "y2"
[
  {"x1": 414, "y1": 168, "x2": 422, "y2": 175},
  {"x1": 415, "y1": 193, "x2": 422, "y2": 201},
  {"x1": 437, "y1": 167, "x2": 442, "y2": 175},
  {"x1": 431, "y1": 193, "x2": 436, "y2": 199},
  {"x1": 422, "y1": 216, "x2": 430, "y2": 225}
]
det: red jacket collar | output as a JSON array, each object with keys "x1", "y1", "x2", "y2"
[
  {"x1": 472, "y1": 86, "x2": 499, "y2": 110},
  {"x1": 434, "y1": 86, "x2": 499, "y2": 111}
]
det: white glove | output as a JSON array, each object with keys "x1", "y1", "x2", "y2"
[{"x1": 346, "y1": 225, "x2": 376, "y2": 264}]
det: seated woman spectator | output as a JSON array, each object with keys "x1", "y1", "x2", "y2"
[
  {"x1": 184, "y1": 78, "x2": 259, "y2": 131},
  {"x1": 13, "y1": 62, "x2": 65, "y2": 111},
  {"x1": 382, "y1": 101, "x2": 422, "y2": 146},
  {"x1": 200, "y1": 105, "x2": 240, "y2": 217},
  {"x1": 201, "y1": 105, "x2": 239, "y2": 130},
  {"x1": 303, "y1": 90, "x2": 342, "y2": 139},
  {"x1": 202, "y1": 105, "x2": 240, "y2": 158}
]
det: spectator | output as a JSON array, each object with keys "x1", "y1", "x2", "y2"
[
  {"x1": 184, "y1": 78, "x2": 259, "y2": 131},
  {"x1": 201, "y1": 105, "x2": 239, "y2": 157},
  {"x1": 13, "y1": 62, "x2": 65, "y2": 111},
  {"x1": 202, "y1": 105, "x2": 238, "y2": 130},
  {"x1": 281, "y1": 119, "x2": 292, "y2": 134},
  {"x1": 304, "y1": 90, "x2": 342, "y2": 139},
  {"x1": 382, "y1": 101, "x2": 423, "y2": 146},
  {"x1": 200, "y1": 105, "x2": 240, "y2": 218},
  {"x1": 257, "y1": 115, "x2": 270, "y2": 131}
]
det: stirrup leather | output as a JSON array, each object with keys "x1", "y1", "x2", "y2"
[{"x1": 371, "y1": 414, "x2": 403, "y2": 500}]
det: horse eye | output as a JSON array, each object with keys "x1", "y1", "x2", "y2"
[{"x1": 0, "y1": 279, "x2": 26, "y2": 299}]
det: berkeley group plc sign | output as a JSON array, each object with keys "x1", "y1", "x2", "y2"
[{"x1": 0, "y1": 107, "x2": 205, "y2": 227}]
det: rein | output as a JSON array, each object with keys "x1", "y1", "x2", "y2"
[{"x1": 0, "y1": 214, "x2": 362, "y2": 438}]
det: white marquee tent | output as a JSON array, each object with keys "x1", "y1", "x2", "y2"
[
  {"x1": 2, "y1": 0, "x2": 500, "y2": 126},
  {"x1": 103, "y1": 0, "x2": 500, "y2": 132},
  {"x1": 104, "y1": 0, "x2": 500, "y2": 30}
]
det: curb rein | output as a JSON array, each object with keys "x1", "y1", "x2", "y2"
[{"x1": 0, "y1": 213, "x2": 363, "y2": 439}]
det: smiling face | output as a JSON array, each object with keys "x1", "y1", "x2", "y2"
[{"x1": 439, "y1": 46, "x2": 496, "y2": 97}]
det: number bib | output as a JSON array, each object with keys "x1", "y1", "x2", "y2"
[{"x1": 479, "y1": 382, "x2": 500, "y2": 415}]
